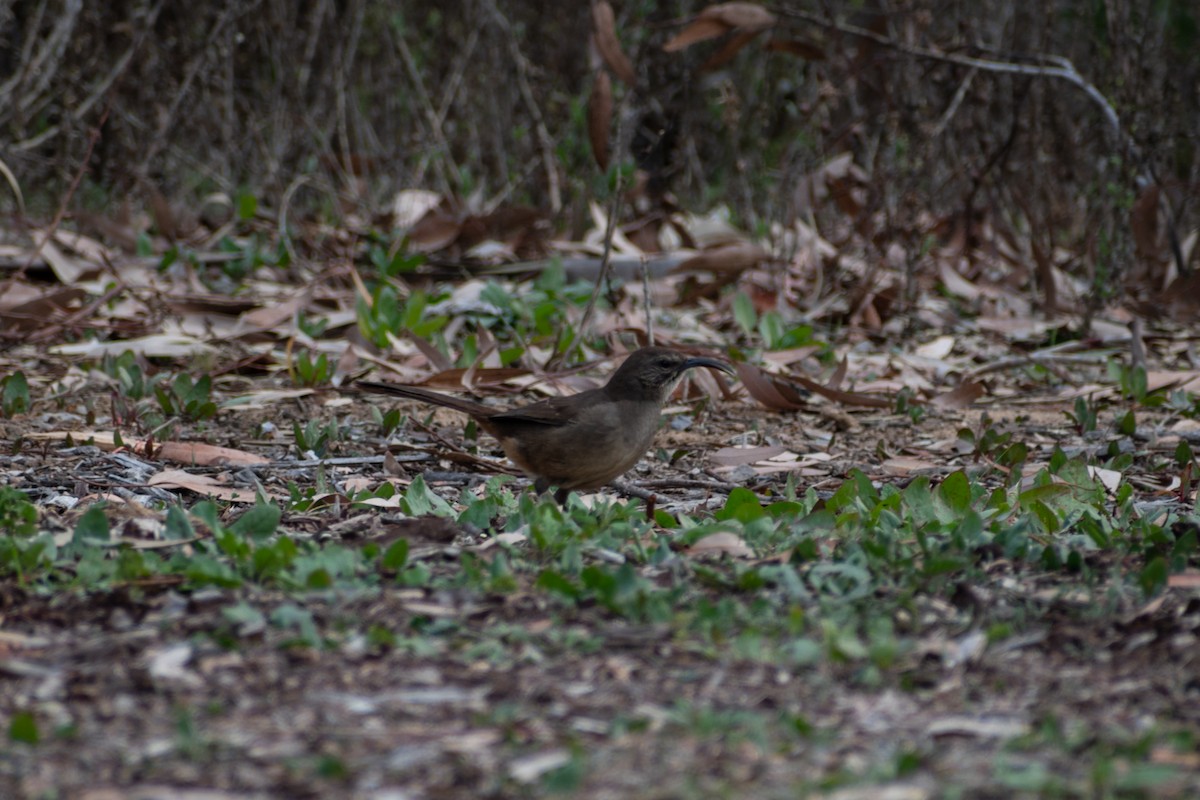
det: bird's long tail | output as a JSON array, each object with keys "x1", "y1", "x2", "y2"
[{"x1": 355, "y1": 381, "x2": 494, "y2": 419}]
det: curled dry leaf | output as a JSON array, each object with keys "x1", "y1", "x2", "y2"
[
  {"x1": 591, "y1": 1, "x2": 636, "y2": 86},
  {"x1": 406, "y1": 208, "x2": 463, "y2": 253},
  {"x1": 704, "y1": 1, "x2": 777, "y2": 29},
  {"x1": 588, "y1": 70, "x2": 613, "y2": 171},
  {"x1": 734, "y1": 361, "x2": 807, "y2": 411},
  {"x1": 662, "y1": 17, "x2": 727, "y2": 52},
  {"x1": 664, "y1": 2, "x2": 777, "y2": 52}
]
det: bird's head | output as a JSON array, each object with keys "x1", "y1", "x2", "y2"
[{"x1": 605, "y1": 346, "x2": 734, "y2": 403}]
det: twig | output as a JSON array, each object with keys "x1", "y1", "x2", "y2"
[
  {"x1": 636, "y1": 478, "x2": 739, "y2": 494},
  {"x1": 394, "y1": 27, "x2": 459, "y2": 194},
  {"x1": 482, "y1": 0, "x2": 562, "y2": 213},
  {"x1": 641, "y1": 255, "x2": 654, "y2": 345},
  {"x1": 574, "y1": 105, "x2": 629, "y2": 352},
  {"x1": 15, "y1": 106, "x2": 110, "y2": 280},
  {"x1": 774, "y1": 6, "x2": 1123, "y2": 143},
  {"x1": 14, "y1": 279, "x2": 124, "y2": 348},
  {"x1": 931, "y1": 66, "x2": 977, "y2": 138},
  {"x1": 12, "y1": 0, "x2": 167, "y2": 152}
]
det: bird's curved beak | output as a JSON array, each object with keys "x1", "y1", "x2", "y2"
[{"x1": 682, "y1": 355, "x2": 735, "y2": 376}]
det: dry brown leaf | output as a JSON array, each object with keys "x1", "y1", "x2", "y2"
[
  {"x1": 1129, "y1": 183, "x2": 1162, "y2": 259},
  {"x1": 672, "y1": 242, "x2": 769, "y2": 274},
  {"x1": 1168, "y1": 571, "x2": 1200, "y2": 589},
  {"x1": 588, "y1": 71, "x2": 613, "y2": 171},
  {"x1": 591, "y1": 2, "x2": 636, "y2": 85},
  {"x1": 685, "y1": 531, "x2": 755, "y2": 558},
  {"x1": 0, "y1": 286, "x2": 87, "y2": 332},
  {"x1": 734, "y1": 362, "x2": 807, "y2": 411},
  {"x1": 53, "y1": 229, "x2": 113, "y2": 264},
  {"x1": 662, "y1": 17, "x2": 728, "y2": 52},
  {"x1": 148, "y1": 470, "x2": 267, "y2": 503},
  {"x1": 784, "y1": 369, "x2": 893, "y2": 409},
  {"x1": 705, "y1": 2, "x2": 776, "y2": 30},
  {"x1": 236, "y1": 292, "x2": 311, "y2": 334},
  {"x1": 700, "y1": 29, "x2": 763, "y2": 71},
  {"x1": 146, "y1": 441, "x2": 270, "y2": 467},
  {"x1": 1144, "y1": 370, "x2": 1200, "y2": 393},
  {"x1": 928, "y1": 380, "x2": 985, "y2": 409},
  {"x1": 39, "y1": 238, "x2": 94, "y2": 284},
  {"x1": 407, "y1": 209, "x2": 463, "y2": 252}
]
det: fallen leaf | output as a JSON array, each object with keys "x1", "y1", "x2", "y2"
[
  {"x1": 686, "y1": 532, "x2": 754, "y2": 558},
  {"x1": 591, "y1": 1, "x2": 636, "y2": 85},
  {"x1": 709, "y1": 445, "x2": 790, "y2": 467},
  {"x1": 672, "y1": 242, "x2": 769, "y2": 274},
  {"x1": 148, "y1": 470, "x2": 267, "y2": 502},
  {"x1": 928, "y1": 380, "x2": 985, "y2": 409},
  {"x1": 587, "y1": 71, "x2": 613, "y2": 171}
]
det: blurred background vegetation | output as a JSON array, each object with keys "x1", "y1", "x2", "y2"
[{"x1": 1, "y1": 0, "x2": 1197, "y2": 304}]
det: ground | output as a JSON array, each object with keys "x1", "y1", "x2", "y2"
[{"x1": 2, "y1": 358, "x2": 1199, "y2": 798}]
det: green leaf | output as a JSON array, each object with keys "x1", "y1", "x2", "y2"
[
  {"x1": 733, "y1": 292, "x2": 757, "y2": 336},
  {"x1": 163, "y1": 505, "x2": 194, "y2": 540},
  {"x1": 72, "y1": 505, "x2": 111, "y2": 546},
  {"x1": 381, "y1": 538, "x2": 409, "y2": 571},
  {"x1": 401, "y1": 476, "x2": 453, "y2": 516},
  {"x1": 8, "y1": 710, "x2": 39, "y2": 744},
  {"x1": 236, "y1": 191, "x2": 258, "y2": 221},
  {"x1": 937, "y1": 470, "x2": 971, "y2": 515},
  {"x1": 230, "y1": 504, "x2": 282, "y2": 540},
  {"x1": 536, "y1": 569, "x2": 582, "y2": 599},
  {"x1": 715, "y1": 487, "x2": 764, "y2": 523},
  {"x1": 1, "y1": 371, "x2": 30, "y2": 416},
  {"x1": 1139, "y1": 556, "x2": 1168, "y2": 595}
]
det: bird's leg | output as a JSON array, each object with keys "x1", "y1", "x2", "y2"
[{"x1": 532, "y1": 476, "x2": 571, "y2": 507}]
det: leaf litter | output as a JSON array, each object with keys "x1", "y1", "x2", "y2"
[{"x1": 1, "y1": 153, "x2": 1199, "y2": 798}]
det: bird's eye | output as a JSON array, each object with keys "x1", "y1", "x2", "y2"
[{"x1": 656, "y1": 357, "x2": 673, "y2": 368}]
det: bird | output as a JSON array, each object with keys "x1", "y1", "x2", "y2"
[{"x1": 356, "y1": 347, "x2": 734, "y2": 502}]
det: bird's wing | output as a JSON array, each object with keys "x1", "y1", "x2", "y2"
[{"x1": 488, "y1": 394, "x2": 581, "y2": 427}]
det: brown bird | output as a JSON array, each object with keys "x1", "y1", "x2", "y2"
[{"x1": 357, "y1": 347, "x2": 733, "y2": 501}]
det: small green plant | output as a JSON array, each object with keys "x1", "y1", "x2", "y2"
[
  {"x1": 369, "y1": 241, "x2": 424, "y2": 277},
  {"x1": 1065, "y1": 395, "x2": 1099, "y2": 434},
  {"x1": 0, "y1": 486, "x2": 38, "y2": 536},
  {"x1": 293, "y1": 419, "x2": 341, "y2": 457},
  {"x1": 156, "y1": 373, "x2": 218, "y2": 422},
  {"x1": 356, "y1": 284, "x2": 448, "y2": 349},
  {"x1": 100, "y1": 351, "x2": 150, "y2": 399},
  {"x1": 894, "y1": 387, "x2": 924, "y2": 423},
  {"x1": 290, "y1": 349, "x2": 334, "y2": 387},
  {"x1": 732, "y1": 291, "x2": 826, "y2": 351},
  {"x1": 1166, "y1": 388, "x2": 1200, "y2": 419},
  {"x1": 1, "y1": 371, "x2": 30, "y2": 417}
]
